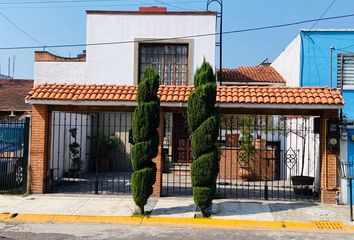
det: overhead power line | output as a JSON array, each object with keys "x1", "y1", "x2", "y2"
[
  {"x1": 0, "y1": 0, "x2": 204, "y2": 10},
  {"x1": 0, "y1": 11, "x2": 61, "y2": 55},
  {"x1": 310, "y1": 0, "x2": 336, "y2": 30},
  {"x1": 0, "y1": 0, "x2": 126, "y2": 5},
  {"x1": 0, "y1": 13, "x2": 354, "y2": 51},
  {"x1": 152, "y1": 0, "x2": 195, "y2": 11}
]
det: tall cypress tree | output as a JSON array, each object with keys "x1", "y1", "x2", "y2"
[
  {"x1": 187, "y1": 60, "x2": 219, "y2": 217},
  {"x1": 131, "y1": 67, "x2": 160, "y2": 214}
]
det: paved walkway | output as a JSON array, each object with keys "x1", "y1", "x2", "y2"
[{"x1": 0, "y1": 194, "x2": 352, "y2": 224}]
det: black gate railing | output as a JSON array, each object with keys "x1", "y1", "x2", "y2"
[
  {"x1": 162, "y1": 113, "x2": 320, "y2": 201},
  {"x1": 0, "y1": 117, "x2": 29, "y2": 194},
  {"x1": 47, "y1": 111, "x2": 133, "y2": 195}
]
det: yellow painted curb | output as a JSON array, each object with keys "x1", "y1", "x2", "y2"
[
  {"x1": 10, "y1": 214, "x2": 142, "y2": 225},
  {"x1": 4, "y1": 213, "x2": 354, "y2": 232},
  {"x1": 0, "y1": 213, "x2": 11, "y2": 221}
]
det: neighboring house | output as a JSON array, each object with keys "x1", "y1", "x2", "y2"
[
  {"x1": 219, "y1": 64, "x2": 286, "y2": 86},
  {"x1": 25, "y1": 7, "x2": 343, "y2": 204},
  {"x1": 0, "y1": 79, "x2": 33, "y2": 119},
  {"x1": 272, "y1": 29, "x2": 354, "y2": 204},
  {"x1": 0, "y1": 79, "x2": 32, "y2": 194}
]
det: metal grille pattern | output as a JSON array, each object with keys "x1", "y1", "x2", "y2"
[
  {"x1": 0, "y1": 118, "x2": 29, "y2": 194},
  {"x1": 47, "y1": 111, "x2": 133, "y2": 195},
  {"x1": 162, "y1": 113, "x2": 320, "y2": 201}
]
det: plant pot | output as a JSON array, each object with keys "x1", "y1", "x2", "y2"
[
  {"x1": 291, "y1": 176, "x2": 314, "y2": 195},
  {"x1": 239, "y1": 166, "x2": 253, "y2": 180},
  {"x1": 291, "y1": 176, "x2": 314, "y2": 186}
]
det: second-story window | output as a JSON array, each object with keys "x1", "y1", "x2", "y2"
[
  {"x1": 139, "y1": 43, "x2": 188, "y2": 85},
  {"x1": 337, "y1": 53, "x2": 354, "y2": 89}
]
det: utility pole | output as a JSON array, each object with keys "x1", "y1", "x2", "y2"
[
  {"x1": 330, "y1": 46, "x2": 335, "y2": 89},
  {"x1": 207, "y1": 0, "x2": 223, "y2": 86}
]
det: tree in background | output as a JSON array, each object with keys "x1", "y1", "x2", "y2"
[
  {"x1": 187, "y1": 60, "x2": 219, "y2": 217},
  {"x1": 131, "y1": 67, "x2": 160, "y2": 214}
]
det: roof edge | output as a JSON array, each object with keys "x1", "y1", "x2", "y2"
[
  {"x1": 35, "y1": 51, "x2": 86, "y2": 62},
  {"x1": 25, "y1": 99, "x2": 343, "y2": 110},
  {"x1": 86, "y1": 10, "x2": 217, "y2": 16}
]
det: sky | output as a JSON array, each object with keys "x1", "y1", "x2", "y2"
[{"x1": 0, "y1": 0, "x2": 353, "y2": 79}]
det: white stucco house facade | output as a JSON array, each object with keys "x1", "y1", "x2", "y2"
[{"x1": 34, "y1": 7, "x2": 216, "y2": 86}]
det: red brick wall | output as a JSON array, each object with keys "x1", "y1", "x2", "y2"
[
  {"x1": 152, "y1": 109, "x2": 164, "y2": 197},
  {"x1": 29, "y1": 104, "x2": 49, "y2": 193},
  {"x1": 320, "y1": 110, "x2": 339, "y2": 204}
]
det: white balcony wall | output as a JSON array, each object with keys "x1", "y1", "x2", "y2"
[{"x1": 86, "y1": 13, "x2": 216, "y2": 85}]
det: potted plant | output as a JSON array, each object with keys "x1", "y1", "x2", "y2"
[
  {"x1": 90, "y1": 133, "x2": 127, "y2": 172},
  {"x1": 67, "y1": 128, "x2": 82, "y2": 178},
  {"x1": 281, "y1": 118, "x2": 314, "y2": 194},
  {"x1": 238, "y1": 116, "x2": 255, "y2": 180}
]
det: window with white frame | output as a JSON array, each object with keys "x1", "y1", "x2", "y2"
[
  {"x1": 337, "y1": 53, "x2": 354, "y2": 89},
  {"x1": 138, "y1": 43, "x2": 189, "y2": 85}
]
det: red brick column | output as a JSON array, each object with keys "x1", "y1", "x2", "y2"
[
  {"x1": 152, "y1": 109, "x2": 164, "y2": 197},
  {"x1": 29, "y1": 104, "x2": 49, "y2": 194},
  {"x1": 320, "y1": 110, "x2": 339, "y2": 204}
]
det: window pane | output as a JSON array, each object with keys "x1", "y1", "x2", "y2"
[{"x1": 139, "y1": 43, "x2": 188, "y2": 85}]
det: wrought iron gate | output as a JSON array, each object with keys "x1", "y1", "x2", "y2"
[
  {"x1": 162, "y1": 113, "x2": 320, "y2": 201},
  {"x1": 47, "y1": 111, "x2": 133, "y2": 194},
  {"x1": 0, "y1": 117, "x2": 29, "y2": 194}
]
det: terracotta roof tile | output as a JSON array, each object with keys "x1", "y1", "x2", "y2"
[
  {"x1": 218, "y1": 65, "x2": 286, "y2": 83},
  {"x1": 26, "y1": 84, "x2": 344, "y2": 106}
]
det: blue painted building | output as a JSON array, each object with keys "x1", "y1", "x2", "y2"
[{"x1": 271, "y1": 30, "x2": 354, "y2": 204}]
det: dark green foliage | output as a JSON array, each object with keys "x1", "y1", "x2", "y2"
[
  {"x1": 187, "y1": 59, "x2": 219, "y2": 217},
  {"x1": 193, "y1": 187, "x2": 213, "y2": 216},
  {"x1": 187, "y1": 84, "x2": 217, "y2": 132},
  {"x1": 191, "y1": 149, "x2": 219, "y2": 187},
  {"x1": 131, "y1": 132, "x2": 159, "y2": 171},
  {"x1": 191, "y1": 115, "x2": 219, "y2": 159},
  {"x1": 131, "y1": 67, "x2": 160, "y2": 214},
  {"x1": 131, "y1": 163, "x2": 156, "y2": 208},
  {"x1": 137, "y1": 68, "x2": 160, "y2": 102},
  {"x1": 132, "y1": 102, "x2": 160, "y2": 143},
  {"x1": 194, "y1": 61, "x2": 216, "y2": 87}
]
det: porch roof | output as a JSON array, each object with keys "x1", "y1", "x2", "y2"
[{"x1": 26, "y1": 84, "x2": 344, "y2": 109}]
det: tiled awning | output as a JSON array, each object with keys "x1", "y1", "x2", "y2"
[{"x1": 26, "y1": 84, "x2": 344, "y2": 108}]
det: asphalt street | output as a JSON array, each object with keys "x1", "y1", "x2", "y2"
[{"x1": 0, "y1": 222, "x2": 354, "y2": 240}]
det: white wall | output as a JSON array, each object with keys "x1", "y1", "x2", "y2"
[
  {"x1": 339, "y1": 138, "x2": 348, "y2": 204},
  {"x1": 285, "y1": 117, "x2": 320, "y2": 192},
  {"x1": 34, "y1": 62, "x2": 86, "y2": 85},
  {"x1": 86, "y1": 13, "x2": 216, "y2": 85},
  {"x1": 271, "y1": 35, "x2": 301, "y2": 86},
  {"x1": 50, "y1": 112, "x2": 91, "y2": 179}
]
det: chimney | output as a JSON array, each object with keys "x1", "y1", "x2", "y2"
[{"x1": 139, "y1": 6, "x2": 167, "y2": 13}]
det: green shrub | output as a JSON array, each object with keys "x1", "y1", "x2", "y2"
[
  {"x1": 187, "y1": 60, "x2": 219, "y2": 217},
  {"x1": 131, "y1": 67, "x2": 160, "y2": 214}
]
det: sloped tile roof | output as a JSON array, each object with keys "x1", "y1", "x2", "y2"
[
  {"x1": 218, "y1": 65, "x2": 286, "y2": 83},
  {"x1": 0, "y1": 79, "x2": 34, "y2": 111},
  {"x1": 26, "y1": 84, "x2": 344, "y2": 106}
]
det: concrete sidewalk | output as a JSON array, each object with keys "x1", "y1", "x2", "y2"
[{"x1": 0, "y1": 194, "x2": 352, "y2": 224}]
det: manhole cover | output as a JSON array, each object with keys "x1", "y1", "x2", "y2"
[{"x1": 314, "y1": 221, "x2": 344, "y2": 230}]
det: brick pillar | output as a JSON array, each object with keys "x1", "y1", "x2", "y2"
[
  {"x1": 152, "y1": 109, "x2": 164, "y2": 197},
  {"x1": 30, "y1": 104, "x2": 49, "y2": 194},
  {"x1": 320, "y1": 110, "x2": 339, "y2": 204}
]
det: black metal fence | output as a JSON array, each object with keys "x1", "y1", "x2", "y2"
[
  {"x1": 47, "y1": 111, "x2": 133, "y2": 194},
  {"x1": 0, "y1": 117, "x2": 29, "y2": 194},
  {"x1": 48, "y1": 111, "x2": 321, "y2": 201},
  {"x1": 162, "y1": 113, "x2": 320, "y2": 201}
]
